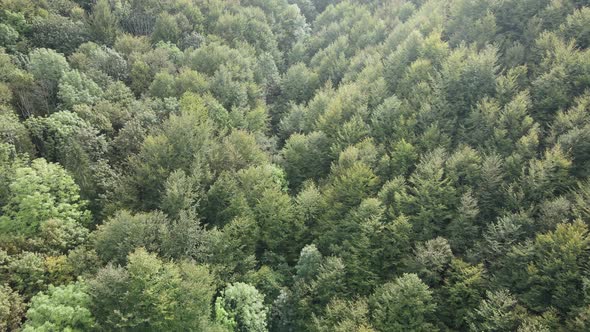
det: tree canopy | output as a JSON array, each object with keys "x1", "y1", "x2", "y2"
[{"x1": 1, "y1": 0, "x2": 590, "y2": 330}]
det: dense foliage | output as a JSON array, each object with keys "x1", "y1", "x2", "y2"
[{"x1": 1, "y1": 0, "x2": 590, "y2": 330}]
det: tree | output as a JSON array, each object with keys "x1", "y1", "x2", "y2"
[
  {"x1": 129, "y1": 60, "x2": 152, "y2": 95},
  {"x1": 560, "y1": 7, "x2": 590, "y2": 49},
  {"x1": 198, "y1": 216, "x2": 258, "y2": 281},
  {"x1": 253, "y1": 188, "x2": 303, "y2": 263},
  {"x1": 519, "y1": 146, "x2": 572, "y2": 207},
  {"x1": 410, "y1": 237, "x2": 453, "y2": 286},
  {"x1": 445, "y1": 0, "x2": 496, "y2": 48},
  {"x1": 25, "y1": 48, "x2": 71, "y2": 114},
  {"x1": 441, "y1": 45, "x2": 498, "y2": 122},
  {"x1": 295, "y1": 182, "x2": 326, "y2": 240},
  {"x1": 513, "y1": 221, "x2": 590, "y2": 315},
  {"x1": 370, "y1": 273, "x2": 437, "y2": 332},
  {"x1": 58, "y1": 70, "x2": 103, "y2": 109},
  {"x1": 273, "y1": 250, "x2": 346, "y2": 331},
  {"x1": 0, "y1": 284, "x2": 25, "y2": 332},
  {"x1": 160, "y1": 169, "x2": 201, "y2": 219},
  {"x1": 215, "y1": 282, "x2": 268, "y2": 332},
  {"x1": 204, "y1": 172, "x2": 252, "y2": 227},
  {"x1": 28, "y1": 48, "x2": 70, "y2": 92},
  {"x1": 322, "y1": 161, "x2": 379, "y2": 221},
  {"x1": 26, "y1": 111, "x2": 107, "y2": 163},
  {"x1": 92, "y1": 210, "x2": 167, "y2": 265},
  {"x1": 367, "y1": 213, "x2": 413, "y2": 282},
  {"x1": 89, "y1": 248, "x2": 216, "y2": 331},
  {"x1": 387, "y1": 139, "x2": 418, "y2": 179},
  {"x1": 237, "y1": 164, "x2": 288, "y2": 207},
  {"x1": 125, "y1": 108, "x2": 211, "y2": 210},
  {"x1": 447, "y1": 191, "x2": 480, "y2": 253},
  {"x1": 27, "y1": 111, "x2": 113, "y2": 219},
  {"x1": 281, "y1": 63, "x2": 320, "y2": 105},
  {"x1": 313, "y1": 298, "x2": 376, "y2": 332},
  {"x1": 281, "y1": 131, "x2": 331, "y2": 190},
  {"x1": 294, "y1": 244, "x2": 322, "y2": 282},
  {"x1": 35, "y1": 218, "x2": 89, "y2": 254},
  {"x1": 29, "y1": 15, "x2": 89, "y2": 54},
  {"x1": 310, "y1": 36, "x2": 349, "y2": 85},
  {"x1": 69, "y1": 43, "x2": 129, "y2": 83},
  {"x1": 0, "y1": 111, "x2": 34, "y2": 155},
  {"x1": 468, "y1": 289, "x2": 526, "y2": 332},
  {"x1": 88, "y1": 0, "x2": 118, "y2": 45},
  {"x1": 370, "y1": 96, "x2": 416, "y2": 145},
  {"x1": 548, "y1": 94, "x2": 590, "y2": 177},
  {"x1": 4, "y1": 0, "x2": 590, "y2": 330},
  {"x1": 480, "y1": 212, "x2": 532, "y2": 263},
  {"x1": 175, "y1": 69, "x2": 209, "y2": 96},
  {"x1": 401, "y1": 149, "x2": 457, "y2": 241},
  {"x1": 309, "y1": 256, "x2": 347, "y2": 311},
  {"x1": 22, "y1": 282, "x2": 95, "y2": 332},
  {"x1": 445, "y1": 146, "x2": 482, "y2": 190},
  {"x1": 0, "y1": 158, "x2": 90, "y2": 235},
  {"x1": 531, "y1": 32, "x2": 590, "y2": 125},
  {"x1": 474, "y1": 154, "x2": 506, "y2": 221},
  {"x1": 213, "y1": 130, "x2": 269, "y2": 173},
  {"x1": 438, "y1": 259, "x2": 486, "y2": 330},
  {"x1": 1, "y1": 251, "x2": 47, "y2": 299},
  {"x1": 0, "y1": 24, "x2": 18, "y2": 51},
  {"x1": 152, "y1": 13, "x2": 180, "y2": 44},
  {"x1": 149, "y1": 71, "x2": 176, "y2": 99}
]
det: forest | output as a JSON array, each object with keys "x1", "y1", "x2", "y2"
[{"x1": 0, "y1": 0, "x2": 590, "y2": 330}]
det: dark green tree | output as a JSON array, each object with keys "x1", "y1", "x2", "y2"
[{"x1": 88, "y1": 0, "x2": 118, "y2": 45}]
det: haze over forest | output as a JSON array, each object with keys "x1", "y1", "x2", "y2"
[{"x1": 1, "y1": 0, "x2": 590, "y2": 331}]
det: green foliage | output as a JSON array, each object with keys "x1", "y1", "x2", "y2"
[
  {"x1": 410, "y1": 237, "x2": 453, "y2": 286},
  {"x1": 505, "y1": 221, "x2": 590, "y2": 315},
  {"x1": 25, "y1": 111, "x2": 107, "y2": 170},
  {"x1": 0, "y1": 158, "x2": 90, "y2": 235},
  {"x1": 58, "y1": 70, "x2": 103, "y2": 109},
  {"x1": 23, "y1": 48, "x2": 71, "y2": 114},
  {"x1": 22, "y1": 281, "x2": 95, "y2": 332},
  {"x1": 149, "y1": 71, "x2": 176, "y2": 99},
  {"x1": 254, "y1": 187, "x2": 303, "y2": 263},
  {"x1": 2, "y1": 0, "x2": 590, "y2": 329},
  {"x1": 213, "y1": 130, "x2": 269, "y2": 173},
  {"x1": 401, "y1": 149, "x2": 457, "y2": 240},
  {"x1": 160, "y1": 169, "x2": 201, "y2": 219},
  {"x1": 0, "y1": 284, "x2": 25, "y2": 331},
  {"x1": 36, "y1": 218, "x2": 89, "y2": 254},
  {"x1": 438, "y1": 259, "x2": 486, "y2": 330},
  {"x1": 369, "y1": 273, "x2": 437, "y2": 332},
  {"x1": 152, "y1": 13, "x2": 181, "y2": 44},
  {"x1": 0, "y1": 111, "x2": 34, "y2": 155},
  {"x1": 92, "y1": 210, "x2": 167, "y2": 265},
  {"x1": 125, "y1": 107, "x2": 211, "y2": 210},
  {"x1": 25, "y1": 111, "x2": 109, "y2": 216},
  {"x1": 89, "y1": 248, "x2": 215, "y2": 330},
  {"x1": 323, "y1": 160, "x2": 379, "y2": 220},
  {"x1": 468, "y1": 289, "x2": 526, "y2": 332},
  {"x1": 28, "y1": 48, "x2": 70, "y2": 88},
  {"x1": 281, "y1": 131, "x2": 331, "y2": 189},
  {"x1": 29, "y1": 15, "x2": 89, "y2": 54},
  {"x1": 313, "y1": 298, "x2": 375, "y2": 332},
  {"x1": 88, "y1": 0, "x2": 118, "y2": 45},
  {"x1": 281, "y1": 63, "x2": 320, "y2": 105},
  {"x1": 215, "y1": 282, "x2": 268, "y2": 332},
  {"x1": 295, "y1": 244, "x2": 322, "y2": 282},
  {"x1": 69, "y1": 42, "x2": 129, "y2": 83},
  {"x1": 0, "y1": 24, "x2": 18, "y2": 51},
  {"x1": 560, "y1": 7, "x2": 590, "y2": 48}
]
